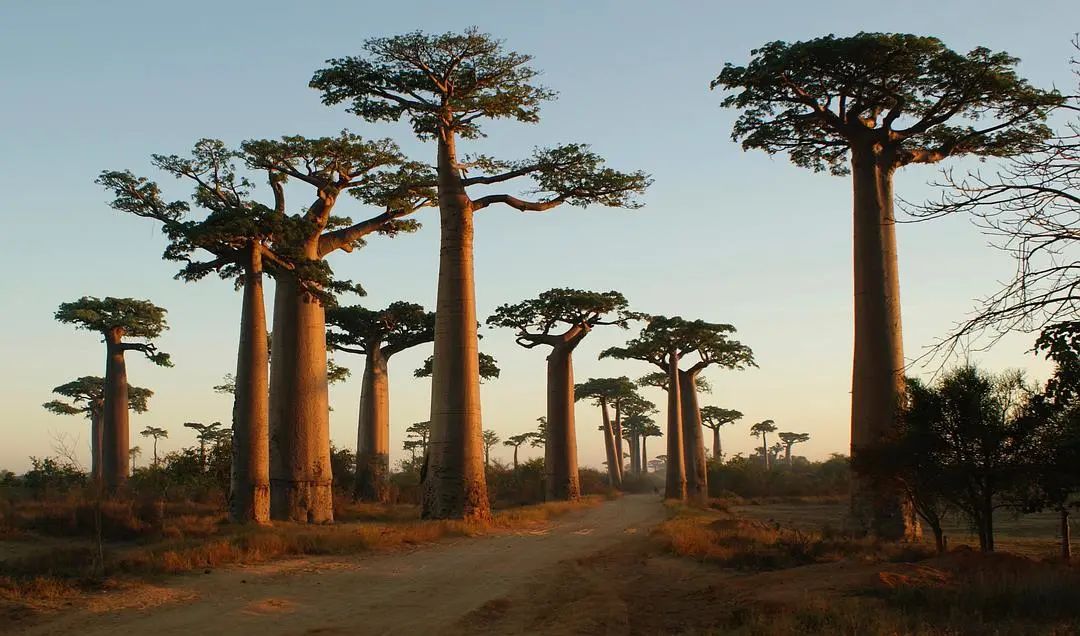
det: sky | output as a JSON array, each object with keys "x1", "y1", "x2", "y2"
[{"x1": 1, "y1": 0, "x2": 1077, "y2": 473}]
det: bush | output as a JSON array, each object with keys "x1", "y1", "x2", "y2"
[{"x1": 708, "y1": 454, "x2": 849, "y2": 499}]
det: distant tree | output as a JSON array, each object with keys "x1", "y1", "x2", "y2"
[
  {"x1": 414, "y1": 353, "x2": 501, "y2": 382},
  {"x1": 43, "y1": 376, "x2": 152, "y2": 483},
  {"x1": 575, "y1": 378, "x2": 637, "y2": 489},
  {"x1": 700, "y1": 406, "x2": 743, "y2": 460},
  {"x1": 648, "y1": 456, "x2": 666, "y2": 474},
  {"x1": 604, "y1": 316, "x2": 754, "y2": 503},
  {"x1": 139, "y1": 426, "x2": 169, "y2": 467},
  {"x1": 403, "y1": 421, "x2": 432, "y2": 459},
  {"x1": 326, "y1": 302, "x2": 435, "y2": 503},
  {"x1": 532, "y1": 417, "x2": 548, "y2": 448},
  {"x1": 619, "y1": 394, "x2": 658, "y2": 474},
  {"x1": 503, "y1": 433, "x2": 535, "y2": 469},
  {"x1": 750, "y1": 420, "x2": 777, "y2": 470},
  {"x1": 482, "y1": 430, "x2": 501, "y2": 467},
  {"x1": 714, "y1": 33, "x2": 1061, "y2": 539},
  {"x1": 55, "y1": 297, "x2": 171, "y2": 491},
  {"x1": 313, "y1": 28, "x2": 650, "y2": 521},
  {"x1": 777, "y1": 432, "x2": 810, "y2": 466},
  {"x1": 488, "y1": 288, "x2": 635, "y2": 500},
  {"x1": 129, "y1": 446, "x2": 142, "y2": 472},
  {"x1": 184, "y1": 421, "x2": 225, "y2": 470}
]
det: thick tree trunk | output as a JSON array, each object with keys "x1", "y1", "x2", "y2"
[
  {"x1": 422, "y1": 132, "x2": 490, "y2": 522},
  {"x1": 613, "y1": 403, "x2": 624, "y2": 477},
  {"x1": 1061, "y1": 507, "x2": 1071, "y2": 562},
  {"x1": 642, "y1": 436, "x2": 649, "y2": 472},
  {"x1": 679, "y1": 370, "x2": 708, "y2": 505},
  {"x1": 355, "y1": 348, "x2": 391, "y2": 503},
  {"x1": 760, "y1": 434, "x2": 769, "y2": 470},
  {"x1": 931, "y1": 523, "x2": 946, "y2": 554},
  {"x1": 268, "y1": 273, "x2": 333, "y2": 523},
  {"x1": 90, "y1": 410, "x2": 103, "y2": 485},
  {"x1": 231, "y1": 253, "x2": 271, "y2": 523},
  {"x1": 712, "y1": 426, "x2": 721, "y2": 460},
  {"x1": 102, "y1": 330, "x2": 129, "y2": 493},
  {"x1": 785, "y1": 446, "x2": 793, "y2": 467},
  {"x1": 513, "y1": 447, "x2": 519, "y2": 470},
  {"x1": 849, "y1": 146, "x2": 918, "y2": 541},
  {"x1": 629, "y1": 433, "x2": 640, "y2": 475},
  {"x1": 545, "y1": 345, "x2": 580, "y2": 501},
  {"x1": 665, "y1": 356, "x2": 686, "y2": 500},
  {"x1": 600, "y1": 400, "x2": 622, "y2": 489}
]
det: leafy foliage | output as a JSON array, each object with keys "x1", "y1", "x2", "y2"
[
  {"x1": 55, "y1": 297, "x2": 172, "y2": 366},
  {"x1": 487, "y1": 288, "x2": 636, "y2": 349},
  {"x1": 42, "y1": 376, "x2": 153, "y2": 419},
  {"x1": 603, "y1": 315, "x2": 755, "y2": 373},
  {"x1": 701, "y1": 406, "x2": 743, "y2": 430},
  {"x1": 326, "y1": 302, "x2": 435, "y2": 357},
  {"x1": 414, "y1": 352, "x2": 500, "y2": 381}
]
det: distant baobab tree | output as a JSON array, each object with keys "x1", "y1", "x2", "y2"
[
  {"x1": 750, "y1": 420, "x2": 778, "y2": 469},
  {"x1": 778, "y1": 432, "x2": 811, "y2": 466},
  {"x1": 139, "y1": 426, "x2": 169, "y2": 467},
  {"x1": 713, "y1": 33, "x2": 1061, "y2": 538},
  {"x1": 575, "y1": 377, "x2": 637, "y2": 489},
  {"x1": 700, "y1": 406, "x2": 743, "y2": 459},
  {"x1": 481, "y1": 430, "x2": 500, "y2": 467}
]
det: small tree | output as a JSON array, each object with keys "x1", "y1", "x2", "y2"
[
  {"x1": 313, "y1": 29, "x2": 650, "y2": 521},
  {"x1": 575, "y1": 377, "x2": 637, "y2": 489},
  {"x1": 481, "y1": 430, "x2": 501, "y2": 467},
  {"x1": 619, "y1": 394, "x2": 658, "y2": 474},
  {"x1": 139, "y1": 426, "x2": 169, "y2": 467},
  {"x1": 488, "y1": 288, "x2": 635, "y2": 500},
  {"x1": 43, "y1": 376, "x2": 152, "y2": 483},
  {"x1": 55, "y1": 297, "x2": 171, "y2": 491},
  {"x1": 184, "y1": 421, "x2": 225, "y2": 470},
  {"x1": 777, "y1": 432, "x2": 810, "y2": 466},
  {"x1": 129, "y1": 446, "x2": 142, "y2": 472},
  {"x1": 403, "y1": 421, "x2": 432, "y2": 459},
  {"x1": 750, "y1": 420, "x2": 777, "y2": 470},
  {"x1": 503, "y1": 433, "x2": 535, "y2": 469},
  {"x1": 326, "y1": 302, "x2": 435, "y2": 502},
  {"x1": 714, "y1": 33, "x2": 1060, "y2": 539},
  {"x1": 414, "y1": 353, "x2": 500, "y2": 382},
  {"x1": 700, "y1": 406, "x2": 743, "y2": 460}
]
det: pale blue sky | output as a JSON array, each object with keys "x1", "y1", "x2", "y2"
[{"x1": 1, "y1": 1, "x2": 1077, "y2": 472}]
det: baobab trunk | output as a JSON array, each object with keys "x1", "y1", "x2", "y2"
[
  {"x1": 600, "y1": 399, "x2": 622, "y2": 489},
  {"x1": 641, "y1": 436, "x2": 649, "y2": 472},
  {"x1": 613, "y1": 404, "x2": 625, "y2": 477},
  {"x1": 355, "y1": 348, "x2": 391, "y2": 503},
  {"x1": 268, "y1": 273, "x2": 333, "y2": 523},
  {"x1": 712, "y1": 426, "x2": 722, "y2": 460},
  {"x1": 230, "y1": 250, "x2": 270, "y2": 524},
  {"x1": 90, "y1": 410, "x2": 103, "y2": 485},
  {"x1": 545, "y1": 345, "x2": 580, "y2": 501},
  {"x1": 629, "y1": 433, "x2": 640, "y2": 474},
  {"x1": 760, "y1": 434, "x2": 770, "y2": 470},
  {"x1": 102, "y1": 328, "x2": 130, "y2": 492},
  {"x1": 849, "y1": 144, "x2": 918, "y2": 541},
  {"x1": 679, "y1": 371, "x2": 708, "y2": 505},
  {"x1": 422, "y1": 131, "x2": 490, "y2": 521},
  {"x1": 665, "y1": 355, "x2": 686, "y2": 500}
]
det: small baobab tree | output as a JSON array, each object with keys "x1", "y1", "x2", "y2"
[
  {"x1": 312, "y1": 29, "x2": 650, "y2": 520},
  {"x1": 575, "y1": 378, "x2": 637, "y2": 489},
  {"x1": 129, "y1": 446, "x2": 142, "y2": 472},
  {"x1": 619, "y1": 394, "x2": 658, "y2": 475},
  {"x1": 481, "y1": 430, "x2": 500, "y2": 467},
  {"x1": 700, "y1": 406, "x2": 743, "y2": 460},
  {"x1": 326, "y1": 302, "x2": 435, "y2": 503},
  {"x1": 55, "y1": 297, "x2": 172, "y2": 492},
  {"x1": 43, "y1": 376, "x2": 152, "y2": 484},
  {"x1": 139, "y1": 426, "x2": 169, "y2": 467},
  {"x1": 713, "y1": 33, "x2": 1061, "y2": 539},
  {"x1": 487, "y1": 288, "x2": 635, "y2": 500},
  {"x1": 750, "y1": 420, "x2": 778, "y2": 469},
  {"x1": 403, "y1": 421, "x2": 432, "y2": 459},
  {"x1": 777, "y1": 432, "x2": 810, "y2": 466},
  {"x1": 184, "y1": 421, "x2": 225, "y2": 469}
]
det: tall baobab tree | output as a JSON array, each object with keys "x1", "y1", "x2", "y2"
[
  {"x1": 481, "y1": 430, "x2": 500, "y2": 467},
  {"x1": 503, "y1": 432, "x2": 537, "y2": 469},
  {"x1": 487, "y1": 288, "x2": 635, "y2": 500},
  {"x1": 700, "y1": 406, "x2": 743, "y2": 460},
  {"x1": 139, "y1": 426, "x2": 169, "y2": 467},
  {"x1": 55, "y1": 297, "x2": 171, "y2": 492},
  {"x1": 312, "y1": 29, "x2": 650, "y2": 520},
  {"x1": 618, "y1": 393, "x2": 657, "y2": 474},
  {"x1": 637, "y1": 420, "x2": 663, "y2": 473},
  {"x1": 778, "y1": 432, "x2": 811, "y2": 466},
  {"x1": 43, "y1": 377, "x2": 153, "y2": 483},
  {"x1": 604, "y1": 317, "x2": 754, "y2": 503},
  {"x1": 713, "y1": 33, "x2": 1060, "y2": 538},
  {"x1": 326, "y1": 302, "x2": 435, "y2": 503},
  {"x1": 750, "y1": 420, "x2": 778, "y2": 469},
  {"x1": 575, "y1": 378, "x2": 637, "y2": 489}
]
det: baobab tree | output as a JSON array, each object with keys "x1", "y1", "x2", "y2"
[
  {"x1": 503, "y1": 432, "x2": 537, "y2": 469},
  {"x1": 619, "y1": 393, "x2": 657, "y2": 475},
  {"x1": 713, "y1": 33, "x2": 1061, "y2": 538},
  {"x1": 414, "y1": 353, "x2": 500, "y2": 382},
  {"x1": 312, "y1": 29, "x2": 650, "y2": 520},
  {"x1": 139, "y1": 426, "x2": 168, "y2": 467},
  {"x1": 185, "y1": 421, "x2": 226, "y2": 469},
  {"x1": 637, "y1": 420, "x2": 663, "y2": 473},
  {"x1": 701, "y1": 406, "x2": 743, "y2": 459},
  {"x1": 403, "y1": 421, "x2": 431, "y2": 459},
  {"x1": 778, "y1": 432, "x2": 811, "y2": 466},
  {"x1": 326, "y1": 302, "x2": 435, "y2": 502},
  {"x1": 43, "y1": 377, "x2": 152, "y2": 483},
  {"x1": 129, "y1": 447, "x2": 142, "y2": 472},
  {"x1": 750, "y1": 420, "x2": 778, "y2": 469},
  {"x1": 604, "y1": 317, "x2": 754, "y2": 503},
  {"x1": 487, "y1": 288, "x2": 635, "y2": 500},
  {"x1": 481, "y1": 430, "x2": 500, "y2": 467},
  {"x1": 55, "y1": 297, "x2": 171, "y2": 491},
  {"x1": 575, "y1": 378, "x2": 637, "y2": 489}
]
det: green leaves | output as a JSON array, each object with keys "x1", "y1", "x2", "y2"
[
  {"x1": 575, "y1": 376, "x2": 637, "y2": 405},
  {"x1": 55, "y1": 296, "x2": 169, "y2": 340},
  {"x1": 43, "y1": 376, "x2": 153, "y2": 417},
  {"x1": 713, "y1": 32, "x2": 1063, "y2": 174},
  {"x1": 487, "y1": 288, "x2": 636, "y2": 346},
  {"x1": 326, "y1": 301, "x2": 435, "y2": 356},
  {"x1": 528, "y1": 144, "x2": 651, "y2": 208},
  {"x1": 603, "y1": 315, "x2": 755, "y2": 372},
  {"x1": 701, "y1": 406, "x2": 743, "y2": 428}
]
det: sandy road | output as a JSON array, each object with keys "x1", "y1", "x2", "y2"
[{"x1": 15, "y1": 495, "x2": 665, "y2": 636}]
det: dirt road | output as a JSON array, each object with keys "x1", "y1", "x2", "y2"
[{"x1": 16, "y1": 495, "x2": 665, "y2": 636}]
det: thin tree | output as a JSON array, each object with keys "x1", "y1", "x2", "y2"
[
  {"x1": 139, "y1": 426, "x2": 169, "y2": 467},
  {"x1": 312, "y1": 29, "x2": 650, "y2": 520},
  {"x1": 55, "y1": 297, "x2": 172, "y2": 492},
  {"x1": 326, "y1": 302, "x2": 435, "y2": 503},
  {"x1": 403, "y1": 421, "x2": 432, "y2": 459},
  {"x1": 750, "y1": 420, "x2": 777, "y2": 470},
  {"x1": 487, "y1": 289, "x2": 635, "y2": 500},
  {"x1": 43, "y1": 377, "x2": 152, "y2": 483},
  {"x1": 575, "y1": 378, "x2": 637, "y2": 489},
  {"x1": 700, "y1": 406, "x2": 743, "y2": 460},
  {"x1": 129, "y1": 446, "x2": 142, "y2": 472},
  {"x1": 714, "y1": 32, "x2": 1060, "y2": 539},
  {"x1": 184, "y1": 421, "x2": 225, "y2": 470},
  {"x1": 777, "y1": 432, "x2": 810, "y2": 466},
  {"x1": 481, "y1": 430, "x2": 500, "y2": 467},
  {"x1": 503, "y1": 433, "x2": 535, "y2": 469},
  {"x1": 619, "y1": 394, "x2": 658, "y2": 474}
]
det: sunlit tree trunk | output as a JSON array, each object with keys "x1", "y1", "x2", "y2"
[
  {"x1": 712, "y1": 426, "x2": 721, "y2": 460},
  {"x1": 422, "y1": 130, "x2": 490, "y2": 522},
  {"x1": 849, "y1": 144, "x2": 918, "y2": 540},
  {"x1": 665, "y1": 354, "x2": 686, "y2": 500},
  {"x1": 102, "y1": 328, "x2": 130, "y2": 493},
  {"x1": 231, "y1": 247, "x2": 271, "y2": 523},
  {"x1": 642, "y1": 436, "x2": 649, "y2": 472},
  {"x1": 545, "y1": 344, "x2": 580, "y2": 501},
  {"x1": 90, "y1": 409, "x2": 103, "y2": 485},
  {"x1": 355, "y1": 347, "x2": 391, "y2": 503},
  {"x1": 269, "y1": 271, "x2": 333, "y2": 523},
  {"x1": 600, "y1": 398, "x2": 622, "y2": 489},
  {"x1": 679, "y1": 370, "x2": 708, "y2": 505}
]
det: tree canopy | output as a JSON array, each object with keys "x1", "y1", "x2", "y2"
[
  {"x1": 575, "y1": 377, "x2": 638, "y2": 406},
  {"x1": 414, "y1": 353, "x2": 500, "y2": 381},
  {"x1": 486, "y1": 288, "x2": 635, "y2": 348},
  {"x1": 43, "y1": 376, "x2": 153, "y2": 418},
  {"x1": 55, "y1": 297, "x2": 172, "y2": 366},
  {"x1": 603, "y1": 315, "x2": 755, "y2": 373},
  {"x1": 700, "y1": 406, "x2": 743, "y2": 429},
  {"x1": 326, "y1": 302, "x2": 435, "y2": 356}
]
